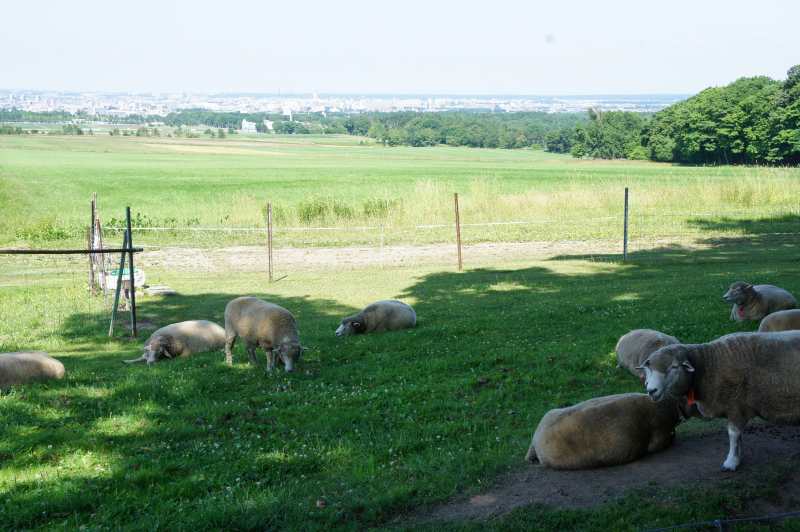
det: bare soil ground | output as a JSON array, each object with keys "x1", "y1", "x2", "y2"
[
  {"x1": 406, "y1": 424, "x2": 800, "y2": 524},
  {"x1": 138, "y1": 239, "x2": 706, "y2": 273}
]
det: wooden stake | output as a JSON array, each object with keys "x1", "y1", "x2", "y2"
[
  {"x1": 454, "y1": 193, "x2": 463, "y2": 271},
  {"x1": 623, "y1": 187, "x2": 629, "y2": 261}
]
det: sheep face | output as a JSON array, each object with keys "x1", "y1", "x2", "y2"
[
  {"x1": 142, "y1": 334, "x2": 173, "y2": 364},
  {"x1": 723, "y1": 282, "x2": 754, "y2": 305},
  {"x1": 335, "y1": 318, "x2": 365, "y2": 337},
  {"x1": 274, "y1": 342, "x2": 303, "y2": 372},
  {"x1": 638, "y1": 345, "x2": 695, "y2": 402}
]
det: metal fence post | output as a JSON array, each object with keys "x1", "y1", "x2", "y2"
[
  {"x1": 623, "y1": 187, "x2": 629, "y2": 261},
  {"x1": 126, "y1": 207, "x2": 137, "y2": 337}
]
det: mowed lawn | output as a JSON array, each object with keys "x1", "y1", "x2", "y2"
[
  {"x1": 2, "y1": 135, "x2": 800, "y2": 248},
  {"x1": 2, "y1": 231, "x2": 799, "y2": 530}
]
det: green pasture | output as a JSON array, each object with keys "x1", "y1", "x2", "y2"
[
  {"x1": 2, "y1": 230, "x2": 800, "y2": 530},
  {"x1": 1, "y1": 135, "x2": 800, "y2": 248}
]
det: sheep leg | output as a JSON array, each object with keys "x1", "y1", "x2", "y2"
[
  {"x1": 225, "y1": 333, "x2": 237, "y2": 366},
  {"x1": 246, "y1": 344, "x2": 258, "y2": 365},
  {"x1": 721, "y1": 422, "x2": 743, "y2": 471}
]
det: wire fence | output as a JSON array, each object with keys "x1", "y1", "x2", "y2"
[
  {"x1": 2, "y1": 194, "x2": 799, "y2": 285},
  {"x1": 643, "y1": 509, "x2": 800, "y2": 531}
]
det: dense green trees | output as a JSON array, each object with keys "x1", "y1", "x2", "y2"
[
  {"x1": 642, "y1": 66, "x2": 800, "y2": 164},
  {"x1": 570, "y1": 111, "x2": 647, "y2": 159}
]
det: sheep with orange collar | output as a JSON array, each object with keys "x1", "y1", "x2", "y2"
[
  {"x1": 723, "y1": 282, "x2": 796, "y2": 322},
  {"x1": 639, "y1": 331, "x2": 800, "y2": 471}
]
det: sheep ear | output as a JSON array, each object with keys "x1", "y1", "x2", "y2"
[{"x1": 681, "y1": 360, "x2": 695, "y2": 372}]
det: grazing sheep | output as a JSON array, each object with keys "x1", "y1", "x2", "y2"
[
  {"x1": 723, "y1": 282, "x2": 797, "y2": 321},
  {"x1": 639, "y1": 331, "x2": 800, "y2": 471},
  {"x1": 525, "y1": 393, "x2": 685, "y2": 469},
  {"x1": 758, "y1": 309, "x2": 800, "y2": 333},
  {"x1": 615, "y1": 329, "x2": 680, "y2": 379},
  {"x1": 0, "y1": 352, "x2": 65, "y2": 388},
  {"x1": 224, "y1": 296, "x2": 304, "y2": 372},
  {"x1": 123, "y1": 320, "x2": 226, "y2": 365},
  {"x1": 335, "y1": 300, "x2": 416, "y2": 336}
]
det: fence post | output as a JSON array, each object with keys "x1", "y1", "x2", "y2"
[
  {"x1": 126, "y1": 207, "x2": 138, "y2": 337},
  {"x1": 88, "y1": 195, "x2": 96, "y2": 294},
  {"x1": 454, "y1": 193, "x2": 463, "y2": 271},
  {"x1": 108, "y1": 230, "x2": 128, "y2": 337},
  {"x1": 267, "y1": 202, "x2": 274, "y2": 282},
  {"x1": 623, "y1": 187, "x2": 629, "y2": 261}
]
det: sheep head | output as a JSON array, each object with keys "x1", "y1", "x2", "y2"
[
  {"x1": 335, "y1": 316, "x2": 366, "y2": 337},
  {"x1": 273, "y1": 342, "x2": 305, "y2": 372},
  {"x1": 637, "y1": 344, "x2": 695, "y2": 402},
  {"x1": 141, "y1": 334, "x2": 175, "y2": 364},
  {"x1": 723, "y1": 282, "x2": 754, "y2": 305}
]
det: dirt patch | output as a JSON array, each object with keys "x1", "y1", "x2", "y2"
[
  {"x1": 137, "y1": 239, "x2": 706, "y2": 273},
  {"x1": 407, "y1": 425, "x2": 800, "y2": 524}
]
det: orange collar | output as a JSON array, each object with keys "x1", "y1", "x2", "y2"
[{"x1": 686, "y1": 389, "x2": 696, "y2": 406}]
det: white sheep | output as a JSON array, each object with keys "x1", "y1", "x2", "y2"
[
  {"x1": 723, "y1": 281, "x2": 797, "y2": 321},
  {"x1": 123, "y1": 320, "x2": 226, "y2": 365},
  {"x1": 525, "y1": 393, "x2": 684, "y2": 469},
  {"x1": 758, "y1": 309, "x2": 800, "y2": 333},
  {"x1": 0, "y1": 352, "x2": 66, "y2": 388},
  {"x1": 615, "y1": 329, "x2": 680, "y2": 379},
  {"x1": 335, "y1": 300, "x2": 416, "y2": 336},
  {"x1": 639, "y1": 331, "x2": 800, "y2": 471},
  {"x1": 224, "y1": 296, "x2": 304, "y2": 372}
]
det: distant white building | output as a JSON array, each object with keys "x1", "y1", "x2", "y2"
[
  {"x1": 263, "y1": 119, "x2": 274, "y2": 132},
  {"x1": 240, "y1": 119, "x2": 257, "y2": 133}
]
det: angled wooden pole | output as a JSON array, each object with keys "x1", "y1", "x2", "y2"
[{"x1": 108, "y1": 231, "x2": 128, "y2": 337}]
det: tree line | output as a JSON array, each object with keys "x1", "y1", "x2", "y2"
[{"x1": 546, "y1": 65, "x2": 800, "y2": 164}]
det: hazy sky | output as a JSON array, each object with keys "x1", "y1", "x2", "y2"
[{"x1": 2, "y1": 0, "x2": 798, "y2": 94}]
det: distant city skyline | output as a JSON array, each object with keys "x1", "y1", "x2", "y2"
[{"x1": 1, "y1": 0, "x2": 798, "y2": 95}]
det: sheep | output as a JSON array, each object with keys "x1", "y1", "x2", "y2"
[
  {"x1": 335, "y1": 300, "x2": 416, "y2": 337},
  {"x1": 615, "y1": 329, "x2": 680, "y2": 379},
  {"x1": 0, "y1": 352, "x2": 65, "y2": 388},
  {"x1": 123, "y1": 320, "x2": 226, "y2": 365},
  {"x1": 525, "y1": 392, "x2": 685, "y2": 469},
  {"x1": 224, "y1": 296, "x2": 304, "y2": 372},
  {"x1": 723, "y1": 281, "x2": 797, "y2": 321},
  {"x1": 758, "y1": 309, "x2": 800, "y2": 333},
  {"x1": 639, "y1": 331, "x2": 800, "y2": 471}
]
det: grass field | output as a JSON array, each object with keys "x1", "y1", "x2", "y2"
[
  {"x1": 3, "y1": 135, "x2": 800, "y2": 530},
  {"x1": 2, "y1": 232, "x2": 800, "y2": 530},
  {"x1": 2, "y1": 135, "x2": 800, "y2": 248}
]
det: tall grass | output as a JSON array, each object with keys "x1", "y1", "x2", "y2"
[{"x1": 1, "y1": 135, "x2": 799, "y2": 248}]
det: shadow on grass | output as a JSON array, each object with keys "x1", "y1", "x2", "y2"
[{"x1": 3, "y1": 219, "x2": 800, "y2": 529}]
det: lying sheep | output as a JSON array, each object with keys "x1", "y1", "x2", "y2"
[
  {"x1": 0, "y1": 352, "x2": 65, "y2": 388},
  {"x1": 639, "y1": 331, "x2": 800, "y2": 471},
  {"x1": 335, "y1": 300, "x2": 416, "y2": 336},
  {"x1": 124, "y1": 320, "x2": 226, "y2": 365},
  {"x1": 525, "y1": 393, "x2": 684, "y2": 469},
  {"x1": 758, "y1": 309, "x2": 800, "y2": 332},
  {"x1": 723, "y1": 281, "x2": 797, "y2": 321},
  {"x1": 224, "y1": 296, "x2": 304, "y2": 372},
  {"x1": 615, "y1": 329, "x2": 680, "y2": 379}
]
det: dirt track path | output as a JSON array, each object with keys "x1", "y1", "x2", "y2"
[
  {"x1": 406, "y1": 424, "x2": 800, "y2": 524},
  {"x1": 137, "y1": 239, "x2": 697, "y2": 272}
]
